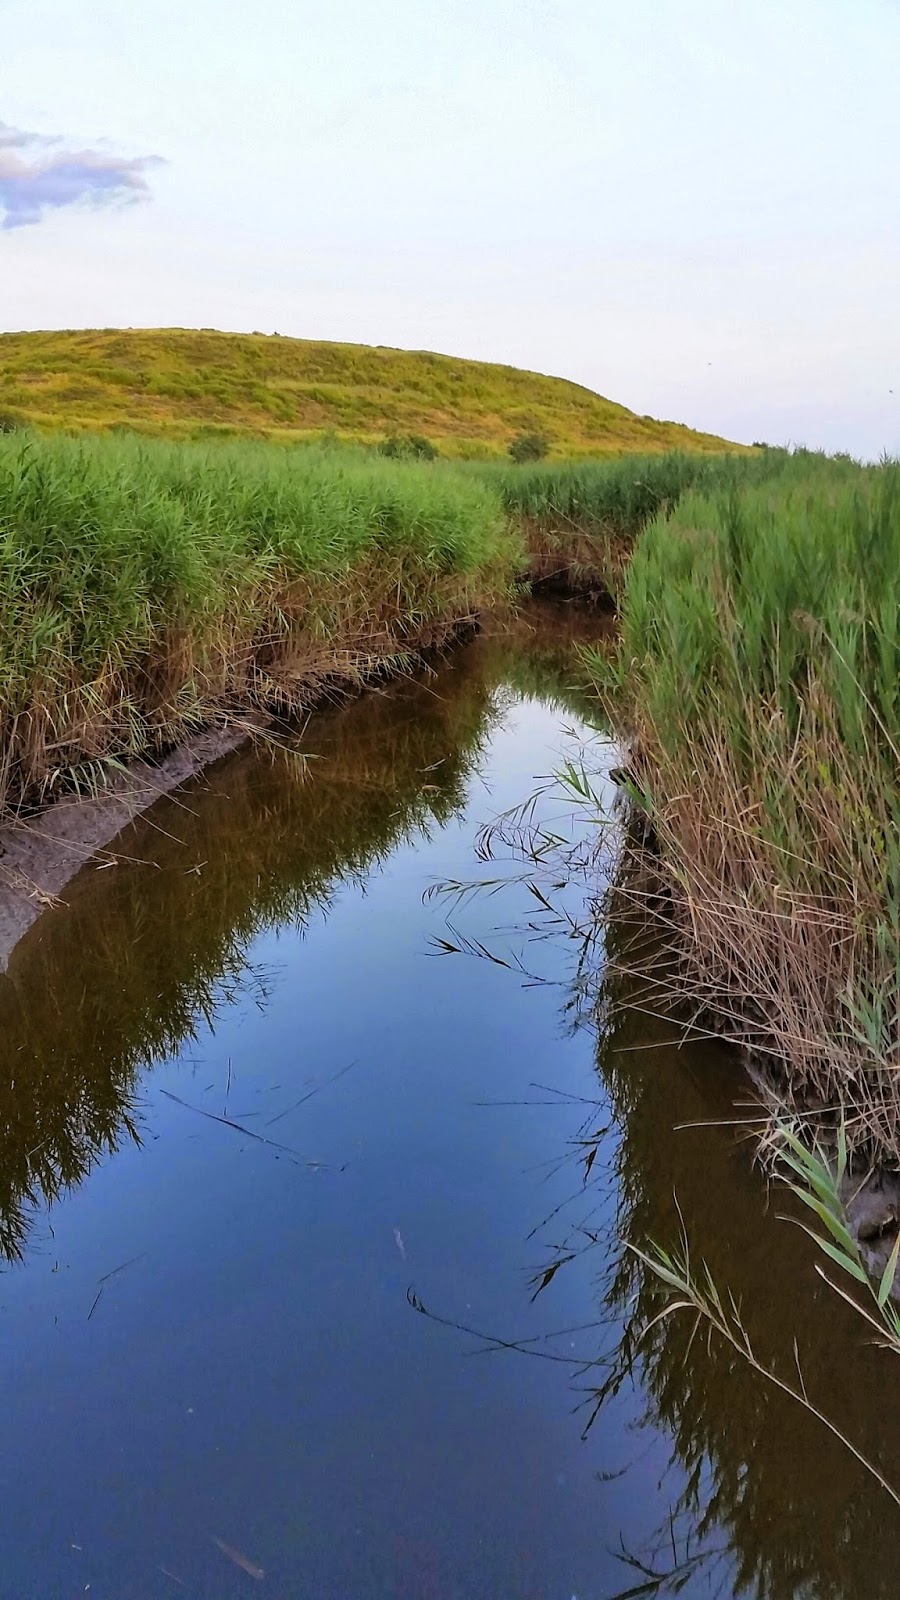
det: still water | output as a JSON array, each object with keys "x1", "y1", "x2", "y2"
[{"x1": 0, "y1": 605, "x2": 898, "y2": 1599}]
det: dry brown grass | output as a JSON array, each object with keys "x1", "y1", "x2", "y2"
[{"x1": 596, "y1": 456, "x2": 900, "y2": 1159}]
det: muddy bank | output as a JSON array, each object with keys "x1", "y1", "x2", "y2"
[
  {"x1": 0, "y1": 617, "x2": 491, "y2": 973},
  {"x1": 0, "y1": 720, "x2": 259, "y2": 972},
  {"x1": 0, "y1": 599, "x2": 606, "y2": 976}
]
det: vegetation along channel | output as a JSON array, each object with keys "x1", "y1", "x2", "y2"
[{"x1": 1, "y1": 335, "x2": 899, "y2": 1598}]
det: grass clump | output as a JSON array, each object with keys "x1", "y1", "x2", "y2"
[
  {"x1": 378, "y1": 432, "x2": 439, "y2": 461},
  {"x1": 507, "y1": 429, "x2": 550, "y2": 463},
  {"x1": 601, "y1": 452, "x2": 900, "y2": 1142},
  {"x1": 0, "y1": 430, "x2": 754, "y2": 817},
  {"x1": 0, "y1": 431, "x2": 520, "y2": 815}
]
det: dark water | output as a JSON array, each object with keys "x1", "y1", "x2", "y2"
[{"x1": 0, "y1": 605, "x2": 898, "y2": 1600}]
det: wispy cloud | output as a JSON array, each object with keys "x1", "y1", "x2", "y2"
[{"x1": 0, "y1": 122, "x2": 163, "y2": 230}]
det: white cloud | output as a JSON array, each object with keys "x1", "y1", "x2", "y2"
[{"x1": 0, "y1": 121, "x2": 162, "y2": 229}]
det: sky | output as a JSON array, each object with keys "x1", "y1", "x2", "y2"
[{"x1": 2, "y1": 0, "x2": 899, "y2": 456}]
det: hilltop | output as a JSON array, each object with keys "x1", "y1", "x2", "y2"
[{"x1": 0, "y1": 328, "x2": 739, "y2": 457}]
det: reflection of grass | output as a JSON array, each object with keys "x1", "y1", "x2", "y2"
[
  {"x1": 0, "y1": 670, "x2": 490, "y2": 1258},
  {"x1": 479, "y1": 600, "x2": 612, "y2": 724},
  {"x1": 634, "y1": 1118, "x2": 900, "y2": 1516},
  {"x1": 0, "y1": 327, "x2": 739, "y2": 456},
  {"x1": 593, "y1": 903, "x2": 900, "y2": 1600},
  {"x1": 633, "y1": 1226, "x2": 900, "y2": 1515},
  {"x1": 401, "y1": 753, "x2": 900, "y2": 1597},
  {"x1": 0, "y1": 609, "x2": 594, "y2": 1264}
]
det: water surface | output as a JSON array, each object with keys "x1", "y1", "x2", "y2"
[{"x1": 0, "y1": 604, "x2": 898, "y2": 1599}]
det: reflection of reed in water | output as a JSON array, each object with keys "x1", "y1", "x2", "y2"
[
  {"x1": 428, "y1": 788, "x2": 900, "y2": 1600},
  {"x1": 568, "y1": 886, "x2": 900, "y2": 1599},
  {"x1": 0, "y1": 663, "x2": 489, "y2": 1264},
  {"x1": 0, "y1": 605, "x2": 603, "y2": 1267}
]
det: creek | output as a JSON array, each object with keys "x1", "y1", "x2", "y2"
[{"x1": 0, "y1": 603, "x2": 896, "y2": 1599}]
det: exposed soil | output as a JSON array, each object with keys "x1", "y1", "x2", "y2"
[{"x1": 0, "y1": 720, "x2": 259, "y2": 972}]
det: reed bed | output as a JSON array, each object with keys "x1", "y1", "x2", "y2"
[
  {"x1": 0, "y1": 432, "x2": 519, "y2": 815},
  {"x1": 0, "y1": 433, "x2": 758, "y2": 819},
  {"x1": 490, "y1": 452, "x2": 754, "y2": 599},
  {"x1": 600, "y1": 453, "x2": 900, "y2": 1150}
]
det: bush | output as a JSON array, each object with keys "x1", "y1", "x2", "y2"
[
  {"x1": 508, "y1": 431, "x2": 550, "y2": 463},
  {"x1": 378, "y1": 432, "x2": 438, "y2": 461}
]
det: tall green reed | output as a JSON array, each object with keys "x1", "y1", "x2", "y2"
[
  {"x1": 485, "y1": 450, "x2": 771, "y2": 597},
  {"x1": 0, "y1": 432, "x2": 519, "y2": 812},
  {"x1": 600, "y1": 452, "x2": 900, "y2": 1137}
]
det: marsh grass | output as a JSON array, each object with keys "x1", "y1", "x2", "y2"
[
  {"x1": 595, "y1": 453, "x2": 900, "y2": 1150},
  {"x1": 493, "y1": 453, "x2": 759, "y2": 600},
  {"x1": 0, "y1": 432, "x2": 757, "y2": 819},
  {"x1": 0, "y1": 431, "x2": 519, "y2": 814}
]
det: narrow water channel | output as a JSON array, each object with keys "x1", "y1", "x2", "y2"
[{"x1": 0, "y1": 604, "x2": 898, "y2": 1599}]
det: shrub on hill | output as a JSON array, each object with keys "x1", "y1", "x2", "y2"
[
  {"x1": 378, "y1": 432, "x2": 439, "y2": 461},
  {"x1": 508, "y1": 431, "x2": 550, "y2": 463}
]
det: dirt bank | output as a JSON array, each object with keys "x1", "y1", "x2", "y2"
[{"x1": 0, "y1": 720, "x2": 260, "y2": 973}]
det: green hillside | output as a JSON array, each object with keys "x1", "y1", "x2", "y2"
[{"x1": 0, "y1": 327, "x2": 739, "y2": 457}]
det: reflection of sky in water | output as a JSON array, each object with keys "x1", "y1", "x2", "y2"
[{"x1": 0, "y1": 615, "x2": 896, "y2": 1598}]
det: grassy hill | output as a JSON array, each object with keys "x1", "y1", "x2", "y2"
[{"x1": 0, "y1": 328, "x2": 739, "y2": 457}]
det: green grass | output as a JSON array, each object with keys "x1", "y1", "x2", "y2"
[
  {"x1": 0, "y1": 327, "x2": 742, "y2": 458},
  {"x1": 598, "y1": 450, "x2": 900, "y2": 1127},
  {"x1": 489, "y1": 452, "x2": 747, "y2": 595},
  {"x1": 0, "y1": 430, "x2": 520, "y2": 813},
  {"x1": 0, "y1": 425, "x2": 763, "y2": 817}
]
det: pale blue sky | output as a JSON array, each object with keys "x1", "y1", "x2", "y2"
[{"x1": 3, "y1": 0, "x2": 898, "y2": 455}]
